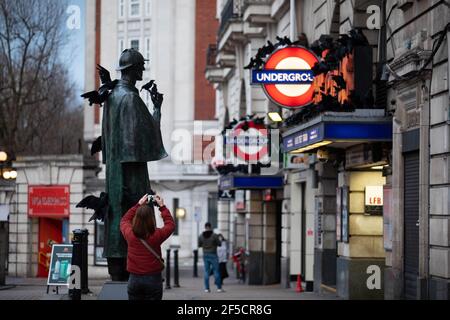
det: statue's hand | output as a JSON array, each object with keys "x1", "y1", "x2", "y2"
[
  {"x1": 151, "y1": 92, "x2": 163, "y2": 109},
  {"x1": 150, "y1": 83, "x2": 163, "y2": 109}
]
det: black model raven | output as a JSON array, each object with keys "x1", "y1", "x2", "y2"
[
  {"x1": 276, "y1": 36, "x2": 292, "y2": 46},
  {"x1": 141, "y1": 80, "x2": 163, "y2": 108},
  {"x1": 81, "y1": 65, "x2": 118, "y2": 106},
  {"x1": 332, "y1": 74, "x2": 346, "y2": 91},
  {"x1": 244, "y1": 56, "x2": 264, "y2": 69},
  {"x1": 97, "y1": 64, "x2": 112, "y2": 84},
  {"x1": 349, "y1": 28, "x2": 369, "y2": 46},
  {"x1": 76, "y1": 192, "x2": 109, "y2": 222},
  {"x1": 141, "y1": 80, "x2": 155, "y2": 92},
  {"x1": 91, "y1": 136, "x2": 102, "y2": 155}
]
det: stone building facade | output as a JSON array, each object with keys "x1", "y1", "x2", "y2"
[
  {"x1": 7, "y1": 155, "x2": 107, "y2": 278},
  {"x1": 207, "y1": 0, "x2": 450, "y2": 299},
  {"x1": 385, "y1": 0, "x2": 450, "y2": 299}
]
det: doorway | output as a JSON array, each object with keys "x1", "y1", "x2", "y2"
[
  {"x1": 300, "y1": 182, "x2": 306, "y2": 281},
  {"x1": 37, "y1": 218, "x2": 62, "y2": 277},
  {"x1": 403, "y1": 151, "x2": 420, "y2": 299}
]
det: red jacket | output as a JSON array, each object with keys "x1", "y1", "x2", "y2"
[{"x1": 120, "y1": 203, "x2": 175, "y2": 275}]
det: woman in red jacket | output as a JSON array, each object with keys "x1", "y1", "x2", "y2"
[{"x1": 120, "y1": 193, "x2": 175, "y2": 300}]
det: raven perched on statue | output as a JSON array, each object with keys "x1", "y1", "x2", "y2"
[
  {"x1": 91, "y1": 136, "x2": 102, "y2": 155},
  {"x1": 81, "y1": 64, "x2": 118, "y2": 106},
  {"x1": 76, "y1": 192, "x2": 109, "y2": 222}
]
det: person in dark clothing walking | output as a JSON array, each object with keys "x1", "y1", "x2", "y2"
[{"x1": 198, "y1": 222, "x2": 223, "y2": 292}]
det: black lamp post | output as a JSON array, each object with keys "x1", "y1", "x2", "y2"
[
  {"x1": 0, "y1": 150, "x2": 16, "y2": 287},
  {"x1": 0, "y1": 151, "x2": 17, "y2": 181}
]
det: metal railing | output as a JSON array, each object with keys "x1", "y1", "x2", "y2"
[{"x1": 218, "y1": 0, "x2": 243, "y2": 36}]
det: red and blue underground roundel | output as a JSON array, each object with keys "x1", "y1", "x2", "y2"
[
  {"x1": 251, "y1": 46, "x2": 319, "y2": 108},
  {"x1": 227, "y1": 120, "x2": 269, "y2": 162}
]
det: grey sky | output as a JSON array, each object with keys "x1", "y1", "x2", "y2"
[{"x1": 60, "y1": 0, "x2": 85, "y2": 106}]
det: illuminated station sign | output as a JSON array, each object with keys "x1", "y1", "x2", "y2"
[{"x1": 251, "y1": 46, "x2": 319, "y2": 108}]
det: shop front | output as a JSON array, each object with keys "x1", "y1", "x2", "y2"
[
  {"x1": 282, "y1": 152, "x2": 316, "y2": 291},
  {"x1": 28, "y1": 185, "x2": 70, "y2": 277},
  {"x1": 9, "y1": 155, "x2": 107, "y2": 278},
  {"x1": 335, "y1": 143, "x2": 390, "y2": 299},
  {"x1": 282, "y1": 110, "x2": 392, "y2": 298},
  {"x1": 219, "y1": 174, "x2": 283, "y2": 285}
]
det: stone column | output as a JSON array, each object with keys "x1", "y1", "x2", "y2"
[
  {"x1": 428, "y1": 63, "x2": 450, "y2": 298},
  {"x1": 217, "y1": 200, "x2": 230, "y2": 237},
  {"x1": 313, "y1": 161, "x2": 337, "y2": 292},
  {"x1": 235, "y1": 212, "x2": 246, "y2": 252},
  {"x1": 262, "y1": 200, "x2": 278, "y2": 284},
  {"x1": 388, "y1": 111, "x2": 404, "y2": 299},
  {"x1": 281, "y1": 177, "x2": 291, "y2": 288},
  {"x1": 246, "y1": 190, "x2": 264, "y2": 284}
]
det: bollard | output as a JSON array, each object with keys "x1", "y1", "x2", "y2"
[
  {"x1": 193, "y1": 249, "x2": 198, "y2": 277},
  {"x1": 173, "y1": 250, "x2": 180, "y2": 287},
  {"x1": 165, "y1": 249, "x2": 171, "y2": 289},
  {"x1": 79, "y1": 229, "x2": 89, "y2": 294},
  {"x1": 69, "y1": 229, "x2": 82, "y2": 300},
  {"x1": 0, "y1": 222, "x2": 7, "y2": 286}
]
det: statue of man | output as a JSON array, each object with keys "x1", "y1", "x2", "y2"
[{"x1": 101, "y1": 48, "x2": 167, "y2": 280}]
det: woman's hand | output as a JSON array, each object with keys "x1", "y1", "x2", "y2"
[
  {"x1": 138, "y1": 194, "x2": 149, "y2": 206},
  {"x1": 154, "y1": 194, "x2": 164, "y2": 207}
]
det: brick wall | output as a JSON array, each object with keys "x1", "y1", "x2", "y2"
[{"x1": 194, "y1": 0, "x2": 218, "y2": 120}]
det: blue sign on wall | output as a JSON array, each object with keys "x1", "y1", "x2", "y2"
[
  {"x1": 219, "y1": 175, "x2": 284, "y2": 190},
  {"x1": 283, "y1": 124, "x2": 324, "y2": 152},
  {"x1": 283, "y1": 122, "x2": 392, "y2": 152}
]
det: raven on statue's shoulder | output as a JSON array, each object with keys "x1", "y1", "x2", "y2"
[
  {"x1": 76, "y1": 192, "x2": 109, "y2": 222},
  {"x1": 81, "y1": 65, "x2": 118, "y2": 106}
]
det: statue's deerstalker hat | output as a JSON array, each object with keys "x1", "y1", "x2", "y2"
[{"x1": 116, "y1": 48, "x2": 149, "y2": 71}]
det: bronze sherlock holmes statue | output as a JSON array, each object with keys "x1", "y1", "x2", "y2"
[{"x1": 79, "y1": 48, "x2": 167, "y2": 280}]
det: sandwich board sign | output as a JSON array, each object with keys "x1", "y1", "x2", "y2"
[{"x1": 47, "y1": 244, "x2": 73, "y2": 289}]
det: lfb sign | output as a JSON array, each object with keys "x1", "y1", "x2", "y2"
[
  {"x1": 251, "y1": 46, "x2": 319, "y2": 108},
  {"x1": 365, "y1": 185, "x2": 383, "y2": 215},
  {"x1": 365, "y1": 186, "x2": 383, "y2": 206}
]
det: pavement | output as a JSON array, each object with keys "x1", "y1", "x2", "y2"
[{"x1": 0, "y1": 258, "x2": 341, "y2": 300}]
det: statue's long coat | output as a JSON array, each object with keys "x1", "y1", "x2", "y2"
[{"x1": 101, "y1": 79, "x2": 167, "y2": 258}]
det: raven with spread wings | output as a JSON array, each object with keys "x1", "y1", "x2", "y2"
[
  {"x1": 76, "y1": 192, "x2": 109, "y2": 222},
  {"x1": 81, "y1": 64, "x2": 118, "y2": 106}
]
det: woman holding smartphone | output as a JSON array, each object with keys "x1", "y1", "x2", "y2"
[{"x1": 120, "y1": 193, "x2": 175, "y2": 300}]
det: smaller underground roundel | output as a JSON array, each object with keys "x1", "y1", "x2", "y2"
[
  {"x1": 230, "y1": 121, "x2": 269, "y2": 162},
  {"x1": 251, "y1": 46, "x2": 319, "y2": 108}
]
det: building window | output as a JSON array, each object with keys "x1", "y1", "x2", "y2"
[
  {"x1": 145, "y1": 0, "x2": 151, "y2": 16},
  {"x1": 173, "y1": 198, "x2": 179, "y2": 235},
  {"x1": 129, "y1": 0, "x2": 140, "y2": 17},
  {"x1": 118, "y1": 0, "x2": 125, "y2": 18},
  {"x1": 130, "y1": 39, "x2": 140, "y2": 51},
  {"x1": 145, "y1": 37, "x2": 150, "y2": 60},
  {"x1": 118, "y1": 39, "x2": 124, "y2": 55},
  {"x1": 94, "y1": 220, "x2": 107, "y2": 266}
]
